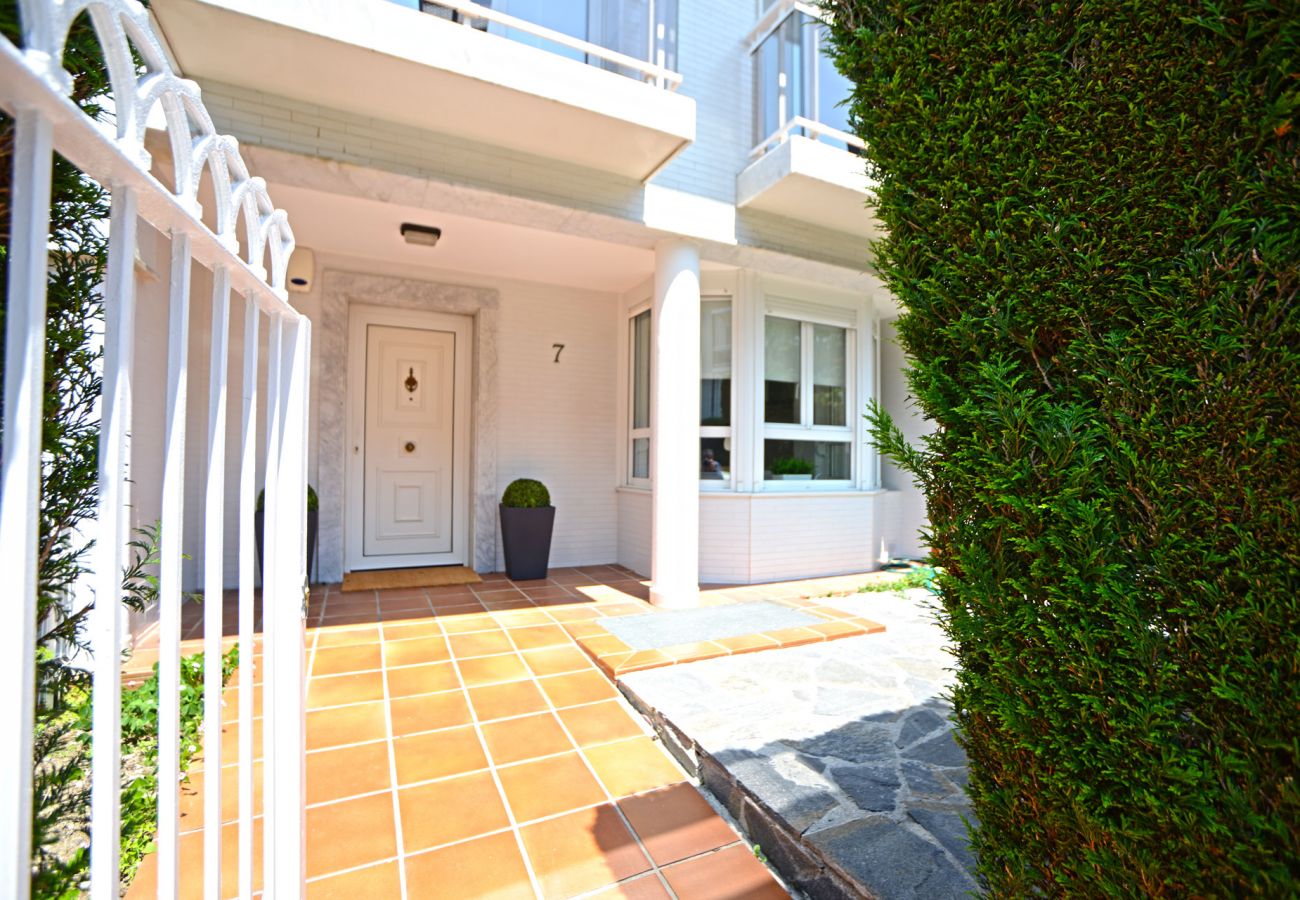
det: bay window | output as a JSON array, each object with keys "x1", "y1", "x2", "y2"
[
  {"x1": 629, "y1": 309, "x2": 651, "y2": 484},
  {"x1": 699, "y1": 298, "x2": 732, "y2": 483},
  {"x1": 763, "y1": 311, "x2": 853, "y2": 483}
]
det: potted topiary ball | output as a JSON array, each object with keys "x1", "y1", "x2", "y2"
[
  {"x1": 499, "y1": 478, "x2": 554, "y2": 581},
  {"x1": 255, "y1": 484, "x2": 319, "y2": 582}
]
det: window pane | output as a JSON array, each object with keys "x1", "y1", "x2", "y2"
[
  {"x1": 632, "y1": 310, "x2": 650, "y2": 430},
  {"x1": 700, "y1": 437, "x2": 730, "y2": 481},
  {"x1": 632, "y1": 437, "x2": 650, "y2": 479},
  {"x1": 815, "y1": 23, "x2": 853, "y2": 143},
  {"x1": 764, "y1": 439, "x2": 850, "y2": 481},
  {"x1": 700, "y1": 300, "x2": 731, "y2": 426},
  {"x1": 764, "y1": 316, "x2": 800, "y2": 424},
  {"x1": 813, "y1": 323, "x2": 847, "y2": 426},
  {"x1": 782, "y1": 13, "x2": 807, "y2": 123},
  {"x1": 496, "y1": 0, "x2": 587, "y2": 62},
  {"x1": 754, "y1": 27, "x2": 780, "y2": 143}
]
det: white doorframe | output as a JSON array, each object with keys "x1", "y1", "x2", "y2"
[{"x1": 345, "y1": 304, "x2": 472, "y2": 571}]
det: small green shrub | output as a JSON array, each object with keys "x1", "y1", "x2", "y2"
[
  {"x1": 770, "y1": 457, "x2": 815, "y2": 476},
  {"x1": 501, "y1": 478, "x2": 550, "y2": 509},
  {"x1": 857, "y1": 566, "x2": 935, "y2": 593}
]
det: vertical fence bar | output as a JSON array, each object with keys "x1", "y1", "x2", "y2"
[
  {"x1": 237, "y1": 294, "x2": 259, "y2": 899},
  {"x1": 203, "y1": 265, "x2": 231, "y2": 899},
  {"x1": 90, "y1": 184, "x2": 139, "y2": 898},
  {"x1": 0, "y1": 107, "x2": 53, "y2": 900},
  {"x1": 269, "y1": 315, "x2": 310, "y2": 895},
  {"x1": 157, "y1": 231, "x2": 191, "y2": 897},
  {"x1": 259, "y1": 313, "x2": 284, "y2": 889}
]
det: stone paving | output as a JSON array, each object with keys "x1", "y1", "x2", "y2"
[{"x1": 619, "y1": 588, "x2": 980, "y2": 900}]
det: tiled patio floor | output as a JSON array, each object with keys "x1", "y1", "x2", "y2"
[{"x1": 127, "y1": 564, "x2": 897, "y2": 898}]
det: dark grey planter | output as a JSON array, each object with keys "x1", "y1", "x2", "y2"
[
  {"x1": 255, "y1": 508, "x2": 318, "y2": 583},
  {"x1": 499, "y1": 504, "x2": 555, "y2": 581}
]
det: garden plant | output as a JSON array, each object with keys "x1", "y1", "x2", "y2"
[{"x1": 826, "y1": 0, "x2": 1299, "y2": 894}]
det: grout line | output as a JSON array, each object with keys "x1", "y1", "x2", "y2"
[
  {"x1": 435, "y1": 616, "x2": 547, "y2": 899},
  {"x1": 376, "y1": 614, "x2": 411, "y2": 900},
  {"x1": 496, "y1": 616, "x2": 681, "y2": 899}
]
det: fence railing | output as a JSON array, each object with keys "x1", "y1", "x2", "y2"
[{"x1": 0, "y1": 1, "x2": 309, "y2": 897}]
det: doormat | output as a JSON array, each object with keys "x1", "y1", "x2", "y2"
[
  {"x1": 598, "y1": 601, "x2": 821, "y2": 651},
  {"x1": 342, "y1": 566, "x2": 482, "y2": 592}
]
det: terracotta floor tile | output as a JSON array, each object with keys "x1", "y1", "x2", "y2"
[
  {"x1": 438, "y1": 612, "x2": 502, "y2": 634},
  {"x1": 617, "y1": 783, "x2": 739, "y2": 866},
  {"x1": 557, "y1": 701, "x2": 648, "y2": 747},
  {"x1": 497, "y1": 752, "x2": 606, "y2": 823},
  {"x1": 311, "y1": 643, "x2": 384, "y2": 676},
  {"x1": 390, "y1": 691, "x2": 473, "y2": 736},
  {"x1": 305, "y1": 793, "x2": 397, "y2": 879},
  {"x1": 393, "y1": 726, "x2": 488, "y2": 784},
  {"x1": 519, "y1": 804, "x2": 652, "y2": 899},
  {"x1": 509, "y1": 624, "x2": 572, "y2": 650},
  {"x1": 448, "y1": 629, "x2": 516, "y2": 659},
  {"x1": 661, "y1": 844, "x2": 789, "y2": 899},
  {"x1": 381, "y1": 620, "x2": 443, "y2": 641},
  {"x1": 428, "y1": 584, "x2": 479, "y2": 599},
  {"x1": 468, "y1": 680, "x2": 551, "y2": 721},
  {"x1": 549, "y1": 606, "x2": 604, "y2": 622},
  {"x1": 312, "y1": 625, "x2": 381, "y2": 649},
  {"x1": 431, "y1": 602, "x2": 485, "y2": 618},
  {"x1": 494, "y1": 608, "x2": 555, "y2": 627},
  {"x1": 126, "y1": 817, "x2": 264, "y2": 899},
  {"x1": 308, "y1": 672, "x2": 385, "y2": 710},
  {"x1": 586, "y1": 875, "x2": 673, "y2": 899},
  {"x1": 583, "y1": 738, "x2": 684, "y2": 799},
  {"x1": 480, "y1": 712, "x2": 574, "y2": 765},
  {"x1": 216, "y1": 716, "x2": 263, "y2": 764},
  {"x1": 177, "y1": 760, "x2": 263, "y2": 831},
  {"x1": 521, "y1": 645, "x2": 594, "y2": 677},
  {"x1": 307, "y1": 860, "x2": 402, "y2": 898},
  {"x1": 619, "y1": 650, "x2": 673, "y2": 672},
  {"x1": 307, "y1": 701, "x2": 387, "y2": 751},
  {"x1": 398, "y1": 770, "x2": 511, "y2": 852},
  {"x1": 539, "y1": 670, "x2": 618, "y2": 708},
  {"x1": 307, "y1": 741, "x2": 391, "y2": 804},
  {"x1": 807, "y1": 620, "x2": 863, "y2": 639},
  {"x1": 662, "y1": 641, "x2": 729, "y2": 663},
  {"x1": 319, "y1": 612, "x2": 382, "y2": 627},
  {"x1": 383, "y1": 636, "x2": 451, "y2": 668},
  {"x1": 457, "y1": 653, "x2": 531, "y2": 687},
  {"x1": 405, "y1": 831, "x2": 533, "y2": 900},
  {"x1": 386, "y1": 661, "x2": 460, "y2": 697},
  {"x1": 715, "y1": 633, "x2": 779, "y2": 654},
  {"x1": 520, "y1": 585, "x2": 574, "y2": 601},
  {"x1": 382, "y1": 605, "x2": 439, "y2": 623}
]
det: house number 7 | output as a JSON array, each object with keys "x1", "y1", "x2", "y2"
[{"x1": 553, "y1": 343, "x2": 565, "y2": 363}]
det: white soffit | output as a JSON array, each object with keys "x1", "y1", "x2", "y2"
[
  {"x1": 150, "y1": 0, "x2": 695, "y2": 182},
  {"x1": 737, "y1": 136, "x2": 882, "y2": 237}
]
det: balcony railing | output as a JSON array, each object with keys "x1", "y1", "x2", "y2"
[
  {"x1": 750, "y1": 114, "x2": 865, "y2": 160},
  {"x1": 416, "y1": 0, "x2": 683, "y2": 90}
]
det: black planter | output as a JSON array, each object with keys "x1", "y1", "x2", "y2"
[
  {"x1": 499, "y1": 504, "x2": 555, "y2": 581},
  {"x1": 255, "y1": 508, "x2": 318, "y2": 583}
]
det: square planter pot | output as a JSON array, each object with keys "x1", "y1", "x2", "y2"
[
  {"x1": 499, "y1": 504, "x2": 555, "y2": 581},
  {"x1": 255, "y1": 508, "x2": 318, "y2": 583}
]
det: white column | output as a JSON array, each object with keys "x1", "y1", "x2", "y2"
[{"x1": 649, "y1": 239, "x2": 701, "y2": 608}]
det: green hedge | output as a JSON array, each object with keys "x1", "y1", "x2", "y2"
[{"x1": 826, "y1": 1, "x2": 1298, "y2": 894}]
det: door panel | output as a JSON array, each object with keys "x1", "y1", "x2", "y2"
[{"x1": 363, "y1": 325, "x2": 456, "y2": 557}]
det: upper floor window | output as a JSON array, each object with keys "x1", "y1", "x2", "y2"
[
  {"x1": 752, "y1": 8, "x2": 855, "y2": 153},
  {"x1": 417, "y1": 0, "x2": 678, "y2": 83}
]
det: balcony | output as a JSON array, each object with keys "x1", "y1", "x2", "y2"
[
  {"x1": 148, "y1": 0, "x2": 695, "y2": 181},
  {"x1": 736, "y1": 2, "x2": 877, "y2": 235}
]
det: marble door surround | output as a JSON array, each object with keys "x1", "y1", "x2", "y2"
[{"x1": 318, "y1": 269, "x2": 500, "y2": 582}]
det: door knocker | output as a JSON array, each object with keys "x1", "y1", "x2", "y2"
[
  {"x1": 405, "y1": 441, "x2": 416, "y2": 454},
  {"x1": 404, "y1": 367, "x2": 419, "y2": 393}
]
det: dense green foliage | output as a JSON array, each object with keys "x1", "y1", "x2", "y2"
[
  {"x1": 826, "y1": 0, "x2": 1299, "y2": 894},
  {"x1": 502, "y1": 478, "x2": 551, "y2": 508}
]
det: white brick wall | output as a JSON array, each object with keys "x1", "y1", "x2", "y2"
[
  {"x1": 617, "y1": 488, "x2": 652, "y2": 577},
  {"x1": 879, "y1": 318, "x2": 932, "y2": 560}
]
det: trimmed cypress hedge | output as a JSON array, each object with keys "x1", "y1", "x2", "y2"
[{"x1": 824, "y1": 1, "x2": 1299, "y2": 894}]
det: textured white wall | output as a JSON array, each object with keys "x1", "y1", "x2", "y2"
[{"x1": 616, "y1": 488, "x2": 652, "y2": 577}]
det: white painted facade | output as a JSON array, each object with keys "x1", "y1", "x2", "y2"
[{"x1": 138, "y1": 0, "x2": 930, "y2": 600}]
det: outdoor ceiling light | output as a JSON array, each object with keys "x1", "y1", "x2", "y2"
[{"x1": 400, "y1": 223, "x2": 442, "y2": 247}]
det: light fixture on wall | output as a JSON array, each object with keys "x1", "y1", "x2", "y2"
[{"x1": 400, "y1": 223, "x2": 442, "y2": 247}]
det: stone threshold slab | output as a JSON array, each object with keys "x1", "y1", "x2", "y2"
[{"x1": 562, "y1": 595, "x2": 885, "y2": 678}]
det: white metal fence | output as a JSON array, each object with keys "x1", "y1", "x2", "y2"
[{"x1": 0, "y1": 1, "x2": 309, "y2": 897}]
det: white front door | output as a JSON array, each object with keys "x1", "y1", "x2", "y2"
[{"x1": 347, "y1": 306, "x2": 471, "y2": 571}]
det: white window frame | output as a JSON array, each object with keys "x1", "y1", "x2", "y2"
[
  {"x1": 627, "y1": 303, "x2": 652, "y2": 488},
  {"x1": 761, "y1": 298, "x2": 856, "y2": 490},
  {"x1": 699, "y1": 295, "x2": 736, "y2": 491}
]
